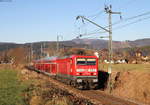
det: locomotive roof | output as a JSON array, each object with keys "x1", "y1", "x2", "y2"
[{"x1": 57, "y1": 55, "x2": 98, "y2": 59}]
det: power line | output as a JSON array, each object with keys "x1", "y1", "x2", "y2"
[
  {"x1": 80, "y1": 31, "x2": 106, "y2": 37},
  {"x1": 82, "y1": 29, "x2": 105, "y2": 35},
  {"x1": 111, "y1": 11, "x2": 150, "y2": 27},
  {"x1": 80, "y1": 36, "x2": 100, "y2": 39},
  {"x1": 75, "y1": 11, "x2": 105, "y2": 38},
  {"x1": 75, "y1": 3, "x2": 150, "y2": 40},
  {"x1": 74, "y1": 9, "x2": 105, "y2": 35},
  {"x1": 76, "y1": 9, "x2": 150, "y2": 40},
  {"x1": 92, "y1": 11, "x2": 150, "y2": 32},
  {"x1": 83, "y1": 14, "x2": 150, "y2": 36},
  {"x1": 76, "y1": 10, "x2": 105, "y2": 31},
  {"x1": 87, "y1": 10, "x2": 104, "y2": 19},
  {"x1": 91, "y1": 15, "x2": 150, "y2": 34},
  {"x1": 76, "y1": 11, "x2": 150, "y2": 39},
  {"x1": 113, "y1": 16, "x2": 150, "y2": 30},
  {"x1": 78, "y1": 0, "x2": 147, "y2": 36},
  {"x1": 115, "y1": 0, "x2": 139, "y2": 11}
]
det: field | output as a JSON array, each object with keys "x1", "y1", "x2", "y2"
[
  {"x1": 0, "y1": 69, "x2": 28, "y2": 105},
  {"x1": 0, "y1": 64, "x2": 150, "y2": 105},
  {"x1": 99, "y1": 63, "x2": 150, "y2": 104},
  {"x1": 0, "y1": 65, "x2": 92, "y2": 105},
  {"x1": 99, "y1": 63, "x2": 150, "y2": 72}
]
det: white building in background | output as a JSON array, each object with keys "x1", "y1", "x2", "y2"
[
  {"x1": 94, "y1": 52, "x2": 99, "y2": 58},
  {"x1": 104, "y1": 59, "x2": 114, "y2": 64}
]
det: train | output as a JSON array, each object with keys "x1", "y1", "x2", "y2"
[{"x1": 32, "y1": 55, "x2": 99, "y2": 89}]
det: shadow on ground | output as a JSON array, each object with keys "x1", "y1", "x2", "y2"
[{"x1": 98, "y1": 70, "x2": 109, "y2": 90}]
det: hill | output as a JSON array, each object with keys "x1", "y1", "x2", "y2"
[
  {"x1": 0, "y1": 38, "x2": 150, "y2": 52},
  {"x1": 72, "y1": 38, "x2": 150, "y2": 49},
  {"x1": 0, "y1": 42, "x2": 23, "y2": 51}
]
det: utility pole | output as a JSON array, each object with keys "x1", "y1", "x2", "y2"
[
  {"x1": 56, "y1": 35, "x2": 63, "y2": 56},
  {"x1": 41, "y1": 44, "x2": 43, "y2": 59},
  {"x1": 30, "y1": 43, "x2": 33, "y2": 61},
  {"x1": 56, "y1": 35, "x2": 59, "y2": 56},
  {"x1": 105, "y1": 5, "x2": 121, "y2": 93},
  {"x1": 76, "y1": 5, "x2": 121, "y2": 94},
  {"x1": 43, "y1": 42, "x2": 46, "y2": 57}
]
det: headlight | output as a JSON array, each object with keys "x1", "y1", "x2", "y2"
[
  {"x1": 88, "y1": 69, "x2": 96, "y2": 72},
  {"x1": 93, "y1": 73, "x2": 97, "y2": 75},
  {"x1": 76, "y1": 69, "x2": 85, "y2": 72},
  {"x1": 93, "y1": 79, "x2": 98, "y2": 82},
  {"x1": 77, "y1": 79, "x2": 82, "y2": 82}
]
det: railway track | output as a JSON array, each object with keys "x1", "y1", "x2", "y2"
[
  {"x1": 26, "y1": 67, "x2": 142, "y2": 105},
  {"x1": 82, "y1": 90, "x2": 138, "y2": 105}
]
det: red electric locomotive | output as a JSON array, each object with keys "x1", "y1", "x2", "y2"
[{"x1": 33, "y1": 55, "x2": 98, "y2": 89}]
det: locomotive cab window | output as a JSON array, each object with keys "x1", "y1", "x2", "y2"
[
  {"x1": 77, "y1": 58, "x2": 96, "y2": 65},
  {"x1": 87, "y1": 58, "x2": 96, "y2": 65},
  {"x1": 77, "y1": 58, "x2": 86, "y2": 65}
]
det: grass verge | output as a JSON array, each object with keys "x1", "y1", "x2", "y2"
[{"x1": 0, "y1": 69, "x2": 28, "y2": 105}]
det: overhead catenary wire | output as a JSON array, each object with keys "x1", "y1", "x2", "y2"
[
  {"x1": 96, "y1": 15, "x2": 150, "y2": 33},
  {"x1": 76, "y1": 13, "x2": 150, "y2": 39},
  {"x1": 91, "y1": 16, "x2": 150, "y2": 34},
  {"x1": 74, "y1": 8, "x2": 105, "y2": 33},
  {"x1": 76, "y1": 10, "x2": 105, "y2": 30},
  {"x1": 80, "y1": 36, "x2": 101, "y2": 39},
  {"x1": 74, "y1": 9, "x2": 105, "y2": 39},
  {"x1": 110, "y1": 11, "x2": 150, "y2": 27},
  {"x1": 75, "y1": 1, "x2": 150, "y2": 39},
  {"x1": 82, "y1": 11, "x2": 150, "y2": 36},
  {"x1": 78, "y1": 31, "x2": 106, "y2": 37},
  {"x1": 87, "y1": 10, "x2": 104, "y2": 20},
  {"x1": 113, "y1": 16, "x2": 150, "y2": 31},
  {"x1": 114, "y1": 0, "x2": 139, "y2": 11}
]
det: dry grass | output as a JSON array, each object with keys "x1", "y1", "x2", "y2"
[
  {"x1": 99, "y1": 63, "x2": 150, "y2": 72},
  {"x1": 100, "y1": 63, "x2": 150, "y2": 104},
  {"x1": 110, "y1": 71, "x2": 150, "y2": 104}
]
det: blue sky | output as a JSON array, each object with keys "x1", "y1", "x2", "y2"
[{"x1": 0, "y1": 0, "x2": 150, "y2": 43}]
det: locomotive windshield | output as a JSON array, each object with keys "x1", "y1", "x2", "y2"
[
  {"x1": 76, "y1": 58, "x2": 86, "y2": 65},
  {"x1": 77, "y1": 58, "x2": 96, "y2": 65},
  {"x1": 87, "y1": 58, "x2": 96, "y2": 65}
]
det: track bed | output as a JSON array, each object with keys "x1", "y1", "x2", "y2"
[{"x1": 26, "y1": 67, "x2": 142, "y2": 105}]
